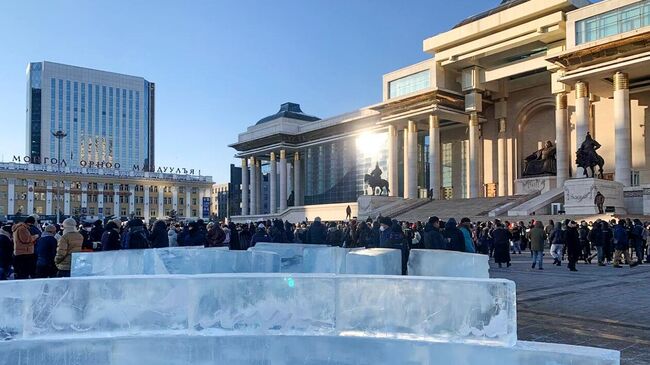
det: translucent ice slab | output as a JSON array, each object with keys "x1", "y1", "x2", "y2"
[
  {"x1": 71, "y1": 247, "x2": 279, "y2": 276},
  {"x1": 249, "y1": 243, "x2": 328, "y2": 272},
  {"x1": 407, "y1": 249, "x2": 490, "y2": 278},
  {"x1": 0, "y1": 335, "x2": 619, "y2": 365},
  {"x1": 345, "y1": 248, "x2": 402, "y2": 275},
  {"x1": 0, "y1": 274, "x2": 516, "y2": 346},
  {"x1": 302, "y1": 246, "x2": 354, "y2": 273}
]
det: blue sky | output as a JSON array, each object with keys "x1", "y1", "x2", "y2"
[{"x1": 0, "y1": 0, "x2": 509, "y2": 182}]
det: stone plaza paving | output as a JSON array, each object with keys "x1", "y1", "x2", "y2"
[{"x1": 490, "y1": 252, "x2": 650, "y2": 365}]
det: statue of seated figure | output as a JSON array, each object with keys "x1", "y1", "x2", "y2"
[{"x1": 523, "y1": 141, "x2": 557, "y2": 177}]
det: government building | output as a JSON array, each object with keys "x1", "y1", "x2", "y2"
[{"x1": 231, "y1": 0, "x2": 650, "y2": 221}]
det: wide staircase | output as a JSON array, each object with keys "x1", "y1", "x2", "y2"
[{"x1": 394, "y1": 195, "x2": 526, "y2": 222}]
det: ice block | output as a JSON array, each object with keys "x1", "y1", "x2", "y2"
[
  {"x1": 407, "y1": 249, "x2": 490, "y2": 278},
  {"x1": 0, "y1": 335, "x2": 620, "y2": 365},
  {"x1": 71, "y1": 247, "x2": 277, "y2": 276},
  {"x1": 345, "y1": 248, "x2": 401, "y2": 275},
  {"x1": 302, "y1": 246, "x2": 354, "y2": 273},
  {"x1": 249, "y1": 243, "x2": 328, "y2": 272},
  {"x1": 0, "y1": 274, "x2": 516, "y2": 346}
]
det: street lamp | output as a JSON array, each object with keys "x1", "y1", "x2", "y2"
[{"x1": 52, "y1": 130, "x2": 67, "y2": 224}]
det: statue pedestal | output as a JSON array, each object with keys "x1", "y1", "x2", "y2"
[
  {"x1": 563, "y1": 178, "x2": 626, "y2": 215},
  {"x1": 357, "y1": 195, "x2": 404, "y2": 220},
  {"x1": 514, "y1": 176, "x2": 557, "y2": 195}
]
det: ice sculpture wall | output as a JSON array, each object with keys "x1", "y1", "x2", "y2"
[{"x1": 408, "y1": 249, "x2": 490, "y2": 278}]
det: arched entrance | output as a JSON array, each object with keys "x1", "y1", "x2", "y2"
[{"x1": 515, "y1": 97, "x2": 556, "y2": 179}]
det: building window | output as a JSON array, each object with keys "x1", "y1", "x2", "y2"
[
  {"x1": 576, "y1": 2, "x2": 650, "y2": 45},
  {"x1": 388, "y1": 70, "x2": 430, "y2": 99},
  {"x1": 192, "y1": 209, "x2": 197, "y2": 217},
  {"x1": 151, "y1": 210, "x2": 156, "y2": 217}
]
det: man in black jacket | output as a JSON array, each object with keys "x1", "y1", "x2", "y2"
[
  {"x1": 423, "y1": 216, "x2": 446, "y2": 250},
  {"x1": 306, "y1": 217, "x2": 328, "y2": 244}
]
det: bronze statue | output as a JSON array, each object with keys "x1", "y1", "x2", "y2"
[
  {"x1": 576, "y1": 132, "x2": 604, "y2": 178},
  {"x1": 523, "y1": 141, "x2": 557, "y2": 176},
  {"x1": 364, "y1": 163, "x2": 390, "y2": 196}
]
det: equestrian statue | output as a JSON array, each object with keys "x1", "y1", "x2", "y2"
[
  {"x1": 576, "y1": 132, "x2": 604, "y2": 179},
  {"x1": 364, "y1": 163, "x2": 390, "y2": 196}
]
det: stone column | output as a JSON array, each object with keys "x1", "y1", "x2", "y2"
[
  {"x1": 555, "y1": 92, "x2": 569, "y2": 186},
  {"x1": 497, "y1": 118, "x2": 508, "y2": 196},
  {"x1": 64, "y1": 181, "x2": 71, "y2": 216},
  {"x1": 46, "y1": 181, "x2": 53, "y2": 215},
  {"x1": 288, "y1": 162, "x2": 294, "y2": 205},
  {"x1": 27, "y1": 180, "x2": 35, "y2": 215},
  {"x1": 255, "y1": 159, "x2": 262, "y2": 214},
  {"x1": 185, "y1": 188, "x2": 192, "y2": 218},
  {"x1": 249, "y1": 157, "x2": 257, "y2": 215},
  {"x1": 407, "y1": 120, "x2": 418, "y2": 199},
  {"x1": 279, "y1": 150, "x2": 288, "y2": 211},
  {"x1": 198, "y1": 187, "x2": 205, "y2": 219},
  {"x1": 113, "y1": 184, "x2": 120, "y2": 217},
  {"x1": 429, "y1": 115, "x2": 441, "y2": 200},
  {"x1": 6, "y1": 179, "x2": 14, "y2": 215},
  {"x1": 403, "y1": 126, "x2": 410, "y2": 199},
  {"x1": 269, "y1": 152, "x2": 277, "y2": 214},
  {"x1": 241, "y1": 158, "x2": 249, "y2": 215},
  {"x1": 81, "y1": 182, "x2": 88, "y2": 212},
  {"x1": 614, "y1": 72, "x2": 631, "y2": 186},
  {"x1": 172, "y1": 187, "x2": 178, "y2": 212},
  {"x1": 387, "y1": 125, "x2": 398, "y2": 197},
  {"x1": 128, "y1": 184, "x2": 135, "y2": 216},
  {"x1": 144, "y1": 185, "x2": 150, "y2": 221},
  {"x1": 469, "y1": 112, "x2": 480, "y2": 198},
  {"x1": 575, "y1": 81, "x2": 591, "y2": 177},
  {"x1": 97, "y1": 183, "x2": 104, "y2": 216},
  {"x1": 294, "y1": 152, "x2": 303, "y2": 206},
  {"x1": 158, "y1": 186, "x2": 164, "y2": 218}
]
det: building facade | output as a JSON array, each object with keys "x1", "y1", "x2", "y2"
[
  {"x1": 26, "y1": 61, "x2": 155, "y2": 171},
  {"x1": 0, "y1": 162, "x2": 212, "y2": 222},
  {"x1": 231, "y1": 0, "x2": 650, "y2": 217}
]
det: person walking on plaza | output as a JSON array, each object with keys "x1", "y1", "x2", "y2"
[
  {"x1": 0, "y1": 224, "x2": 14, "y2": 280},
  {"x1": 54, "y1": 218, "x2": 84, "y2": 277},
  {"x1": 594, "y1": 191, "x2": 605, "y2": 214},
  {"x1": 529, "y1": 221, "x2": 546, "y2": 270},
  {"x1": 578, "y1": 221, "x2": 591, "y2": 264},
  {"x1": 345, "y1": 205, "x2": 352, "y2": 220},
  {"x1": 34, "y1": 225, "x2": 58, "y2": 278},
  {"x1": 549, "y1": 222, "x2": 565, "y2": 266},
  {"x1": 565, "y1": 221, "x2": 580, "y2": 272},
  {"x1": 12, "y1": 216, "x2": 38, "y2": 279},
  {"x1": 613, "y1": 220, "x2": 637, "y2": 268},
  {"x1": 589, "y1": 221, "x2": 606, "y2": 266},
  {"x1": 631, "y1": 219, "x2": 645, "y2": 265},
  {"x1": 492, "y1": 221, "x2": 512, "y2": 268}
]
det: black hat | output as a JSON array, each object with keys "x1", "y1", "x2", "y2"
[
  {"x1": 24, "y1": 216, "x2": 36, "y2": 224},
  {"x1": 380, "y1": 217, "x2": 392, "y2": 226},
  {"x1": 428, "y1": 216, "x2": 439, "y2": 224}
]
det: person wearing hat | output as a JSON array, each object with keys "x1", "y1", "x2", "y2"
[
  {"x1": 0, "y1": 224, "x2": 13, "y2": 280},
  {"x1": 34, "y1": 225, "x2": 59, "y2": 278},
  {"x1": 12, "y1": 216, "x2": 39, "y2": 279},
  {"x1": 422, "y1": 216, "x2": 444, "y2": 250},
  {"x1": 123, "y1": 218, "x2": 150, "y2": 249},
  {"x1": 54, "y1": 218, "x2": 84, "y2": 277},
  {"x1": 306, "y1": 217, "x2": 327, "y2": 244},
  {"x1": 250, "y1": 223, "x2": 269, "y2": 247}
]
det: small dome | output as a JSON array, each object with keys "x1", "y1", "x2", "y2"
[{"x1": 255, "y1": 102, "x2": 320, "y2": 125}]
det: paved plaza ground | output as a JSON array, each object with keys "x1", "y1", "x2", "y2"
[{"x1": 489, "y1": 251, "x2": 650, "y2": 365}]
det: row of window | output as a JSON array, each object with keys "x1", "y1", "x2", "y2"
[{"x1": 576, "y1": 1, "x2": 650, "y2": 45}]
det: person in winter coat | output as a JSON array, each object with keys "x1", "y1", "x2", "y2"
[
  {"x1": 54, "y1": 218, "x2": 84, "y2": 277},
  {"x1": 90, "y1": 220, "x2": 103, "y2": 243},
  {"x1": 250, "y1": 224, "x2": 270, "y2": 246},
  {"x1": 270, "y1": 220, "x2": 288, "y2": 243},
  {"x1": 0, "y1": 224, "x2": 14, "y2": 280},
  {"x1": 459, "y1": 218, "x2": 476, "y2": 253},
  {"x1": 34, "y1": 225, "x2": 58, "y2": 278},
  {"x1": 149, "y1": 220, "x2": 170, "y2": 248},
  {"x1": 528, "y1": 221, "x2": 546, "y2": 270},
  {"x1": 549, "y1": 222, "x2": 565, "y2": 266},
  {"x1": 588, "y1": 221, "x2": 605, "y2": 265},
  {"x1": 306, "y1": 217, "x2": 328, "y2": 244},
  {"x1": 578, "y1": 221, "x2": 591, "y2": 264},
  {"x1": 369, "y1": 221, "x2": 381, "y2": 248},
  {"x1": 101, "y1": 221, "x2": 122, "y2": 251},
  {"x1": 355, "y1": 221, "x2": 372, "y2": 248},
  {"x1": 443, "y1": 218, "x2": 466, "y2": 253},
  {"x1": 631, "y1": 219, "x2": 645, "y2": 264},
  {"x1": 205, "y1": 222, "x2": 226, "y2": 247},
  {"x1": 284, "y1": 221, "x2": 295, "y2": 243},
  {"x1": 237, "y1": 224, "x2": 251, "y2": 250},
  {"x1": 380, "y1": 219, "x2": 408, "y2": 275},
  {"x1": 492, "y1": 221, "x2": 512, "y2": 268},
  {"x1": 168, "y1": 225, "x2": 178, "y2": 247},
  {"x1": 228, "y1": 222, "x2": 241, "y2": 250},
  {"x1": 565, "y1": 221, "x2": 581, "y2": 272},
  {"x1": 613, "y1": 220, "x2": 637, "y2": 268},
  {"x1": 602, "y1": 221, "x2": 614, "y2": 264},
  {"x1": 422, "y1": 216, "x2": 446, "y2": 250},
  {"x1": 123, "y1": 219, "x2": 150, "y2": 249},
  {"x1": 326, "y1": 223, "x2": 341, "y2": 246},
  {"x1": 12, "y1": 216, "x2": 39, "y2": 279},
  {"x1": 181, "y1": 221, "x2": 205, "y2": 246}
]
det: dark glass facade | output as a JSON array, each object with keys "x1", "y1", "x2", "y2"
[{"x1": 28, "y1": 63, "x2": 42, "y2": 161}]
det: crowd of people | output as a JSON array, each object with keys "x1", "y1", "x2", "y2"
[{"x1": 1, "y1": 213, "x2": 649, "y2": 280}]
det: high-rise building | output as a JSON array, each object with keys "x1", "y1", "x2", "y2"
[{"x1": 26, "y1": 61, "x2": 155, "y2": 171}]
